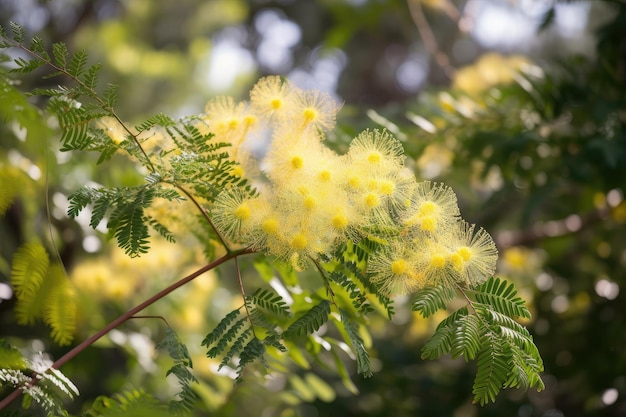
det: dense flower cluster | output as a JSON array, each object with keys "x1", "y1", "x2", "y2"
[{"x1": 207, "y1": 76, "x2": 497, "y2": 295}]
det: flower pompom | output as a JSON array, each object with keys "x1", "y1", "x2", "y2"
[
  {"x1": 250, "y1": 75, "x2": 294, "y2": 119},
  {"x1": 447, "y1": 221, "x2": 498, "y2": 286},
  {"x1": 402, "y1": 181, "x2": 460, "y2": 234},
  {"x1": 289, "y1": 89, "x2": 341, "y2": 132}
]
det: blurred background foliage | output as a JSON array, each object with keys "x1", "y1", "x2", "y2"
[{"x1": 1, "y1": 0, "x2": 625, "y2": 416}]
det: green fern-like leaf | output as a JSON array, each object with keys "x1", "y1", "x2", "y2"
[
  {"x1": 0, "y1": 339, "x2": 27, "y2": 369},
  {"x1": 472, "y1": 331, "x2": 510, "y2": 405},
  {"x1": 108, "y1": 187, "x2": 155, "y2": 257},
  {"x1": 421, "y1": 306, "x2": 469, "y2": 360},
  {"x1": 0, "y1": 168, "x2": 22, "y2": 217},
  {"x1": 283, "y1": 300, "x2": 331, "y2": 338},
  {"x1": 67, "y1": 186, "x2": 97, "y2": 218},
  {"x1": 51, "y1": 42, "x2": 68, "y2": 68},
  {"x1": 339, "y1": 309, "x2": 372, "y2": 377},
  {"x1": 42, "y1": 264, "x2": 77, "y2": 346},
  {"x1": 473, "y1": 277, "x2": 531, "y2": 319},
  {"x1": 201, "y1": 308, "x2": 242, "y2": 348},
  {"x1": 235, "y1": 337, "x2": 266, "y2": 382},
  {"x1": 206, "y1": 317, "x2": 248, "y2": 358},
  {"x1": 450, "y1": 313, "x2": 482, "y2": 360},
  {"x1": 411, "y1": 285, "x2": 456, "y2": 318},
  {"x1": 250, "y1": 288, "x2": 291, "y2": 318},
  {"x1": 156, "y1": 327, "x2": 199, "y2": 415},
  {"x1": 90, "y1": 389, "x2": 171, "y2": 417},
  {"x1": 67, "y1": 49, "x2": 88, "y2": 78},
  {"x1": 219, "y1": 328, "x2": 253, "y2": 370},
  {"x1": 11, "y1": 242, "x2": 49, "y2": 309},
  {"x1": 421, "y1": 322, "x2": 454, "y2": 360}
]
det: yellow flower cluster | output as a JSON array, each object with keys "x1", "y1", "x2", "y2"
[{"x1": 207, "y1": 76, "x2": 497, "y2": 295}]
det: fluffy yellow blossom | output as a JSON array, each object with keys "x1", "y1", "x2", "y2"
[
  {"x1": 402, "y1": 181, "x2": 460, "y2": 233},
  {"x1": 368, "y1": 242, "x2": 427, "y2": 295},
  {"x1": 250, "y1": 75, "x2": 294, "y2": 118},
  {"x1": 289, "y1": 89, "x2": 341, "y2": 132},
  {"x1": 207, "y1": 76, "x2": 499, "y2": 289},
  {"x1": 447, "y1": 221, "x2": 498, "y2": 286}
]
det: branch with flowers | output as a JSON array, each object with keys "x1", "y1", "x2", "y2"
[{"x1": 0, "y1": 24, "x2": 543, "y2": 414}]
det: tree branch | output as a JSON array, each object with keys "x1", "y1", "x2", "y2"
[{"x1": 0, "y1": 248, "x2": 253, "y2": 411}]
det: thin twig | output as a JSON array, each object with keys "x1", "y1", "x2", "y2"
[
  {"x1": 407, "y1": 0, "x2": 456, "y2": 79},
  {"x1": 234, "y1": 256, "x2": 256, "y2": 337},
  {"x1": 174, "y1": 183, "x2": 230, "y2": 251}
]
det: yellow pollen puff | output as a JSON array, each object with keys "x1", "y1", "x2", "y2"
[
  {"x1": 228, "y1": 119, "x2": 239, "y2": 129},
  {"x1": 430, "y1": 254, "x2": 446, "y2": 268},
  {"x1": 419, "y1": 201, "x2": 437, "y2": 216},
  {"x1": 348, "y1": 176, "x2": 361, "y2": 188},
  {"x1": 291, "y1": 234, "x2": 308, "y2": 249},
  {"x1": 303, "y1": 108, "x2": 318, "y2": 122},
  {"x1": 380, "y1": 180, "x2": 395, "y2": 195},
  {"x1": 450, "y1": 253, "x2": 464, "y2": 271},
  {"x1": 262, "y1": 218, "x2": 278, "y2": 235},
  {"x1": 319, "y1": 170, "x2": 332, "y2": 182},
  {"x1": 235, "y1": 204, "x2": 251, "y2": 221},
  {"x1": 421, "y1": 216, "x2": 437, "y2": 232},
  {"x1": 391, "y1": 259, "x2": 408, "y2": 275},
  {"x1": 291, "y1": 156, "x2": 304, "y2": 169},
  {"x1": 271, "y1": 98, "x2": 283, "y2": 110},
  {"x1": 367, "y1": 152, "x2": 382, "y2": 164},
  {"x1": 244, "y1": 115, "x2": 257, "y2": 126},
  {"x1": 332, "y1": 214, "x2": 348, "y2": 230},
  {"x1": 304, "y1": 196, "x2": 317, "y2": 209},
  {"x1": 232, "y1": 166, "x2": 245, "y2": 177},
  {"x1": 365, "y1": 193, "x2": 380, "y2": 208},
  {"x1": 457, "y1": 246, "x2": 472, "y2": 261}
]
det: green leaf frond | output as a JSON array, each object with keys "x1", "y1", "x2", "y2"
[
  {"x1": 10, "y1": 242, "x2": 49, "y2": 307},
  {"x1": 0, "y1": 339, "x2": 27, "y2": 369},
  {"x1": 85, "y1": 389, "x2": 170, "y2": 417},
  {"x1": 411, "y1": 285, "x2": 456, "y2": 318},
  {"x1": 339, "y1": 309, "x2": 372, "y2": 377},
  {"x1": 283, "y1": 300, "x2": 331, "y2": 339},
  {"x1": 201, "y1": 308, "x2": 243, "y2": 351},
  {"x1": 331, "y1": 241, "x2": 395, "y2": 318},
  {"x1": 68, "y1": 178, "x2": 179, "y2": 257},
  {"x1": 420, "y1": 279, "x2": 543, "y2": 404},
  {"x1": 156, "y1": 327, "x2": 199, "y2": 414},
  {"x1": 249, "y1": 288, "x2": 291, "y2": 318},
  {"x1": 0, "y1": 349, "x2": 79, "y2": 415},
  {"x1": 0, "y1": 168, "x2": 23, "y2": 217},
  {"x1": 472, "y1": 330, "x2": 510, "y2": 406},
  {"x1": 11, "y1": 248, "x2": 78, "y2": 344},
  {"x1": 473, "y1": 277, "x2": 532, "y2": 319},
  {"x1": 42, "y1": 264, "x2": 77, "y2": 346}
]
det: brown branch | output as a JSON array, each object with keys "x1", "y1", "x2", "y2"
[
  {"x1": 495, "y1": 207, "x2": 611, "y2": 249},
  {"x1": 407, "y1": 0, "x2": 456, "y2": 80},
  {"x1": 0, "y1": 248, "x2": 253, "y2": 411}
]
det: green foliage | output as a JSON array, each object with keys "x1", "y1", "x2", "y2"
[
  {"x1": 420, "y1": 277, "x2": 543, "y2": 405},
  {"x1": 473, "y1": 277, "x2": 532, "y2": 319},
  {"x1": 0, "y1": 340, "x2": 79, "y2": 416},
  {"x1": 411, "y1": 285, "x2": 456, "y2": 318},
  {"x1": 9, "y1": 243, "x2": 77, "y2": 345},
  {"x1": 84, "y1": 389, "x2": 170, "y2": 417},
  {"x1": 156, "y1": 327, "x2": 199, "y2": 415},
  {"x1": 282, "y1": 300, "x2": 331, "y2": 339},
  {"x1": 339, "y1": 309, "x2": 372, "y2": 377}
]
